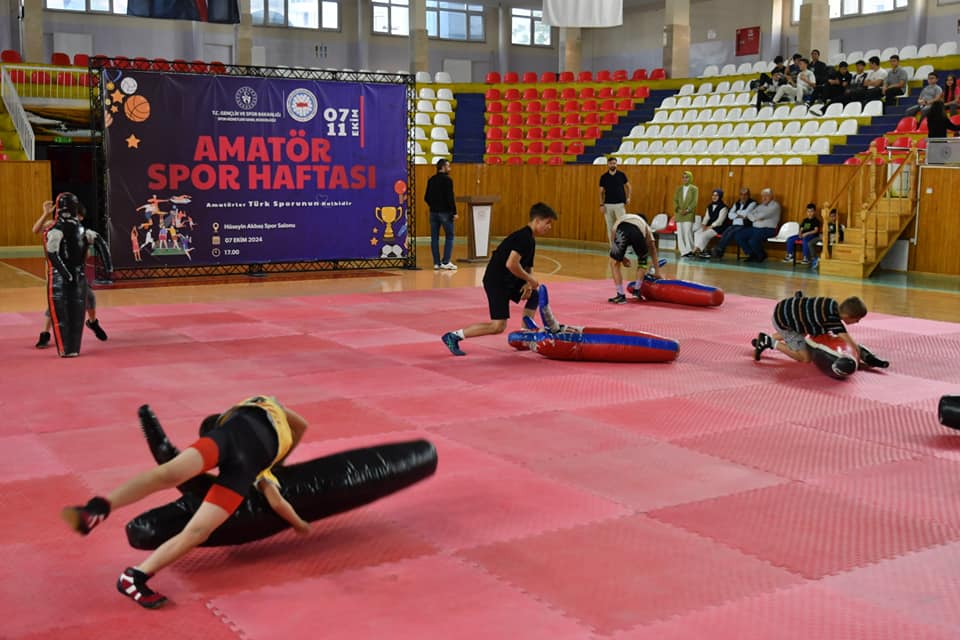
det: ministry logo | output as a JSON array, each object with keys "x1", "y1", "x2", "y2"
[
  {"x1": 235, "y1": 87, "x2": 258, "y2": 110},
  {"x1": 286, "y1": 89, "x2": 318, "y2": 123}
]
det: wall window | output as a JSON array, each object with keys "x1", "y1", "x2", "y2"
[
  {"x1": 511, "y1": 7, "x2": 550, "y2": 46},
  {"x1": 792, "y1": 0, "x2": 907, "y2": 23},
  {"x1": 45, "y1": 0, "x2": 128, "y2": 14},
  {"x1": 252, "y1": 0, "x2": 339, "y2": 29},
  {"x1": 426, "y1": 2, "x2": 484, "y2": 41},
  {"x1": 373, "y1": 0, "x2": 410, "y2": 35}
]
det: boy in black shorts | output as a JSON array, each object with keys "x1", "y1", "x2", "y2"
[
  {"x1": 61, "y1": 396, "x2": 310, "y2": 608},
  {"x1": 607, "y1": 214, "x2": 661, "y2": 304},
  {"x1": 442, "y1": 202, "x2": 559, "y2": 356}
]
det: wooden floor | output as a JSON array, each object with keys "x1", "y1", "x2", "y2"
[{"x1": 2, "y1": 241, "x2": 959, "y2": 323}]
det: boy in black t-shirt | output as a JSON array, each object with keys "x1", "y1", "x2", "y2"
[
  {"x1": 783, "y1": 203, "x2": 822, "y2": 264},
  {"x1": 442, "y1": 203, "x2": 559, "y2": 356}
]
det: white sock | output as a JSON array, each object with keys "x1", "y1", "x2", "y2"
[
  {"x1": 771, "y1": 338, "x2": 779, "y2": 349},
  {"x1": 541, "y1": 305, "x2": 561, "y2": 332},
  {"x1": 616, "y1": 285, "x2": 625, "y2": 295},
  {"x1": 454, "y1": 329, "x2": 465, "y2": 339}
]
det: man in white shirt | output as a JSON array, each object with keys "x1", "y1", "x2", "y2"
[
  {"x1": 773, "y1": 58, "x2": 816, "y2": 104},
  {"x1": 861, "y1": 56, "x2": 888, "y2": 103}
]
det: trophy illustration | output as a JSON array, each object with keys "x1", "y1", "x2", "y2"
[{"x1": 375, "y1": 206, "x2": 403, "y2": 240}]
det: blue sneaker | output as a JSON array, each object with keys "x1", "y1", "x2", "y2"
[{"x1": 441, "y1": 332, "x2": 466, "y2": 356}]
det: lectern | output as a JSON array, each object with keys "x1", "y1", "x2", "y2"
[{"x1": 456, "y1": 195, "x2": 501, "y2": 263}]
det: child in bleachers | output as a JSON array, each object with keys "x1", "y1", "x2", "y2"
[
  {"x1": 812, "y1": 208, "x2": 844, "y2": 270},
  {"x1": 783, "y1": 203, "x2": 821, "y2": 265}
]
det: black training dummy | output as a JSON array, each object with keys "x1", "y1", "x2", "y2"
[
  {"x1": 940, "y1": 396, "x2": 960, "y2": 431},
  {"x1": 125, "y1": 406, "x2": 438, "y2": 549},
  {"x1": 44, "y1": 193, "x2": 112, "y2": 357}
]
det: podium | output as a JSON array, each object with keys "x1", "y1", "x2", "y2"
[{"x1": 456, "y1": 195, "x2": 500, "y2": 263}]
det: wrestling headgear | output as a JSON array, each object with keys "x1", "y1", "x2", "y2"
[{"x1": 54, "y1": 192, "x2": 82, "y2": 220}]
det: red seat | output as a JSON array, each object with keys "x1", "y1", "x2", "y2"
[
  {"x1": 951, "y1": 115, "x2": 960, "y2": 126},
  {"x1": 895, "y1": 116, "x2": 917, "y2": 133},
  {"x1": 650, "y1": 68, "x2": 667, "y2": 80},
  {"x1": 917, "y1": 119, "x2": 929, "y2": 133},
  {"x1": 597, "y1": 87, "x2": 614, "y2": 99},
  {"x1": 77, "y1": 72, "x2": 92, "y2": 87},
  {"x1": 547, "y1": 155, "x2": 564, "y2": 165},
  {"x1": 55, "y1": 71, "x2": 77, "y2": 86},
  {"x1": 486, "y1": 141, "x2": 504, "y2": 154},
  {"x1": 1, "y1": 49, "x2": 21, "y2": 63},
  {"x1": 544, "y1": 100, "x2": 561, "y2": 113},
  {"x1": 506, "y1": 156, "x2": 523, "y2": 165},
  {"x1": 544, "y1": 113, "x2": 562, "y2": 126},
  {"x1": 210, "y1": 61, "x2": 227, "y2": 74},
  {"x1": 527, "y1": 141, "x2": 545, "y2": 154},
  {"x1": 190, "y1": 60, "x2": 209, "y2": 73},
  {"x1": 51, "y1": 52, "x2": 71, "y2": 66},
  {"x1": 582, "y1": 112, "x2": 599, "y2": 125},
  {"x1": 615, "y1": 86, "x2": 632, "y2": 98},
  {"x1": 564, "y1": 127, "x2": 583, "y2": 139},
  {"x1": 152, "y1": 58, "x2": 171, "y2": 71},
  {"x1": 596, "y1": 70, "x2": 612, "y2": 82},
  {"x1": 487, "y1": 127, "x2": 504, "y2": 139},
  {"x1": 504, "y1": 88, "x2": 521, "y2": 100},
  {"x1": 577, "y1": 71, "x2": 593, "y2": 82},
  {"x1": 566, "y1": 141, "x2": 585, "y2": 155},
  {"x1": 524, "y1": 100, "x2": 543, "y2": 113},
  {"x1": 541, "y1": 87, "x2": 558, "y2": 100},
  {"x1": 563, "y1": 113, "x2": 582, "y2": 125},
  {"x1": 601, "y1": 112, "x2": 619, "y2": 125},
  {"x1": 612, "y1": 69, "x2": 628, "y2": 81},
  {"x1": 0, "y1": 153, "x2": 7, "y2": 161},
  {"x1": 507, "y1": 141, "x2": 526, "y2": 154},
  {"x1": 584, "y1": 126, "x2": 601, "y2": 139},
  {"x1": 563, "y1": 100, "x2": 580, "y2": 112},
  {"x1": 527, "y1": 156, "x2": 544, "y2": 165},
  {"x1": 559, "y1": 71, "x2": 574, "y2": 82},
  {"x1": 503, "y1": 71, "x2": 519, "y2": 83},
  {"x1": 891, "y1": 136, "x2": 912, "y2": 149},
  {"x1": 916, "y1": 137, "x2": 928, "y2": 150},
  {"x1": 540, "y1": 71, "x2": 557, "y2": 83},
  {"x1": 525, "y1": 113, "x2": 543, "y2": 126},
  {"x1": 521, "y1": 87, "x2": 539, "y2": 100},
  {"x1": 133, "y1": 57, "x2": 151, "y2": 70},
  {"x1": 521, "y1": 71, "x2": 538, "y2": 83},
  {"x1": 560, "y1": 87, "x2": 577, "y2": 99},
  {"x1": 91, "y1": 54, "x2": 110, "y2": 68},
  {"x1": 30, "y1": 70, "x2": 52, "y2": 85},
  {"x1": 633, "y1": 86, "x2": 650, "y2": 99},
  {"x1": 546, "y1": 128, "x2": 564, "y2": 140},
  {"x1": 870, "y1": 137, "x2": 887, "y2": 153},
  {"x1": 843, "y1": 156, "x2": 863, "y2": 166},
  {"x1": 172, "y1": 59, "x2": 190, "y2": 72},
  {"x1": 114, "y1": 56, "x2": 131, "y2": 69},
  {"x1": 632, "y1": 69, "x2": 648, "y2": 80},
  {"x1": 547, "y1": 141, "x2": 565, "y2": 154},
  {"x1": 615, "y1": 98, "x2": 633, "y2": 111},
  {"x1": 581, "y1": 99, "x2": 599, "y2": 112},
  {"x1": 599, "y1": 99, "x2": 616, "y2": 111},
  {"x1": 8, "y1": 69, "x2": 26, "y2": 83},
  {"x1": 487, "y1": 101, "x2": 503, "y2": 112},
  {"x1": 506, "y1": 101, "x2": 523, "y2": 113},
  {"x1": 485, "y1": 155, "x2": 503, "y2": 165},
  {"x1": 579, "y1": 87, "x2": 596, "y2": 99},
  {"x1": 506, "y1": 113, "x2": 524, "y2": 126},
  {"x1": 485, "y1": 88, "x2": 502, "y2": 100},
  {"x1": 526, "y1": 127, "x2": 544, "y2": 139},
  {"x1": 485, "y1": 71, "x2": 501, "y2": 84},
  {"x1": 506, "y1": 127, "x2": 524, "y2": 140}
]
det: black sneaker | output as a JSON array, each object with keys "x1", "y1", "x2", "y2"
[
  {"x1": 752, "y1": 332, "x2": 774, "y2": 361},
  {"x1": 441, "y1": 332, "x2": 466, "y2": 356},
  {"x1": 608, "y1": 293, "x2": 627, "y2": 304},
  {"x1": 35, "y1": 331, "x2": 51, "y2": 348},
  {"x1": 117, "y1": 568, "x2": 168, "y2": 609},
  {"x1": 86, "y1": 319, "x2": 108, "y2": 341},
  {"x1": 61, "y1": 496, "x2": 110, "y2": 535}
]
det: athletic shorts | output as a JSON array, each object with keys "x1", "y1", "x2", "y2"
[
  {"x1": 483, "y1": 281, "x2": 539, "y2": 321},
  {"x1": 610, "y1": 224, "x2": 649, "y2": 263},
  {"x1": 189, "y1": 407, "x2": 279, "y2": 512},
  {"x1": 772, "y1": 313, "x2": 808, "y2": 352}
]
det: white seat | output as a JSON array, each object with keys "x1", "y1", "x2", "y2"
[
  {"x1": 415, "y1": 113, "x2": 432, "y2": 126},
  {"x1": 652, "y1": 111, "x2": 669, "y2": 123},
  {"x1": 914, "y1": 64, "x2": 934, "y2": 81},
  {"x1": 825, "y1": 103, "x2": 845, "y2": 117},
  {"x1": 800, "y1": 120, "x2": 820, "y2": 136},
  {"x1": 770, "y1": 221, "x2": 800, "y2": 243},
  {"x1": 735, "y1": 92, "x2": 753, "y2": 106},
  {"x1": 628, "y1": 124, "x2": 646, "y2": 138},
  {"x1": 862, "y1": 100, "x2": 883, "y2": 117},
  {"x1": 791, "y1": 138, "x2": 811, "y2": 154},
  {"x1": 757, "y1": 106, "x2": 774, "y2": 120},
  {"x1": 847, "y1": 51, "x2": 864, "y2": 63},
  {"x1": 677, "y1": 140, "x2": 694, "y2": 154},
  {"x1": 748, "y1": 122, "x2": 767, "y2": 137},
  {"x1": 880, "y1": 47, "x2": 899, "y2": 60},
  {"x1": 714, "y1": 157, "x2": 730, "y2": 165},
  {"x1": 698, "y1": 157, "x2": 714, "y2": 165},
  {"x1": 663, "y1": 140, "x2": 679, "y2": 154},
  {"x1": 430, "y1": 127, "x2": 449, "y2": 140},
  {"x1": 691, "y1": 95, "x2": 707, "y2": 108},
  {"x1": 782, "y1": 121, "x2": 801, "y2": 136},
  {"x1": 701, "y1": 65, "x2": 720, "y2": 78},
  {"x1": 682, "y1": 157, "x2": 698, "y2": 165},
  {"x1": 648, "y1": 140, "x2": 665, "y2": 154},
  {"x1": 702, "y1": 124, "x2": 719, "y2": 137},
  {"x1": 765, "y1": 121, "x2": 784, "y2": 136},
  {"x1": 650, "y1": 213, "x2": 669, "y2": 231},
  {"x1": 773, "y1": 138, "x2": 792, "y2": 154},
  {"x1": 706, "y1": 139, "x2": 724, "y2": 154},
  {"x1": 716, "y1": 123, "x2": 734, "y2": 137},
  {"x1": 842, "y1": 102, "x2": 862, "y2": 117},
  {"x1": 733, "y1": 122, "x2": 750, "y2": 137},
  {"x1": 714, "y1": 81, "x2": 731, "y2": 94},
  {"x1": 863, "y1": 49, "x2": 881, "y2": 61},
  {"x1": 414, "y1": 155, "x2": 428, "y2": 164},
  {"x1": 696, "y1": 109, "x2": 713, "y2": 122},
  {"x1": 722, "y1": 139, "x2": 741, "y2": 154},
  {"x1": 669, "y1": 111, "x2": 684, "y2": 123},
  {"x1": 593, "y1": 156, "x2": 608, "y2": 165},
  {"x1": 785, "y1": 157, "x2": 803, "y2": 165},
  {"x1": 690, "y1": 140, "x2": 708, "y2": 154},
  {"x1": 757, "y1": 139, "x2": 776, "y2": 154},
  {"x1": 828, "y1": 53, "x2": 845, "y2": 65},
  {"x1": 753, "y1": 61, "x2": 769, "y2": 73},
  {"x1": 938, "y1": 42, "x2": 958, "y2": 57},
  {"x1": 737, "y1": 107, "x2": 754, "y2": 121},
  {"x1": 658, "y1": 125, "x2": 675, "y2": 138},
  {"x1": 811, "y1": 137, "x2": 831, "y2": 154},
  {"x1": 435, "y1": 100, "x2": 453, "y2": 113},
  {"x1": 409, "y1": 141, "x2": 424, "y2": 155},
  {"x1": 720, "y1": 64, "x2": 737, "y2": 76},
  {"x1": 730, "y1": 80, "x2": 746, "y2": 92},
  {"x1": 624, "y1": 157, "x2": 639, "y2": 164},
  {"x1": 633, "y1": 140, "x2": 649, "y2": 153},
  {"x1": 617, "y1": 141, "x2": 636, "y2": 154},
  {"x1": 898, "y1": 45, "x2": 918, "y2": 60},
  {"x1": 661, "y1": 97, "x2": 677, "y2": 109},
  {"x1": 678, "y1": 83, "x2": 695, "y2": 96},
  {"x1": 697, "y1": 82, "x2": 714, "y2": 94},
  {"x1": 747, "y1": 157, "x2": 765, "y2": 165},
  {"x1": 737, "y1": 62, "x2": 753, "y2": 75},
  {"x1": 739, "y1": 139, "x2": 757, "y2": 154},
  {"x1": 433, "y1": 113, "x2": 452, "y2": 126},
  {"x1": 686, "y1": 124, "x2": 703, "y2": 138},
  {"x1": 436, "y1": 88, "x2": 454, "y2": 100},
  {"x1": 917, "y1": 43, "x2": 938, "y2": 58},
  {"x1": 818, "y1": 120, "x2": 838, "y2": 136},
  {"x1": 720, "y1": 93, "x2": 737, "y2": 107},
  {"x1": 429, "y1": 141, "x2": 450, "y2": 155},
  {"x1": 667, "y1": 157, "x2": 682, "y2": 165},
  {"x1": 418, "y1": 88, "x2": 436, "y2": 100},
  {"x1": 676, "y1": 96, "x2": 692, "y2": 109},
  {"x1": 415, "y1": 71, "x2": 432, "y2": 83},
  {"x1": 652, "y1": 158, "x2": 667, "y2": 165},
  {"x1": 416, "y1": 99, "x2": 435, "y2": 112},
  {"x1": 414, "y1": 126, "x2": 427, "y2": 140},
  {"x1": 837, "y1": 119, "x2": 858, "y2": 135},
  {"x1": 772, "y1": 105, "x2": 792, "y2": 120},
  {"x1": 766, "y1": 157, "x2": 784, "y2": 165},
  {"x1": 791, "y1": 105, "x2": 811, "y2": 119},
  {"x1": 638, "y1": 157, "x2": 652, "y2": 165},
  {"x1": 711, "y1": 108, "x2": 728, "y2": 122},
  {"x1": 433, "y1": 71, "x2": 452, "y2": 83}
]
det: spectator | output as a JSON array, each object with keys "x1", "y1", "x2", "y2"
[
  {"x1": 818, "y1": 61, "x2": 851, "y2": 107},
  {"x1": 599, "y1": 157, "x2": 631, "y2": 244},
  {"x1": 709, "y1": 188, "x2": 756, "y2": 259},
  {"x1": 943, "y1": 74, "x2": 958, "y2": 116},
  {"x1": 905, "y1": 73, "x2": 944, "y2": 121},
  {"x1": 787, "y1": 53, "x2": 803, "y2": 81},
  {"x1": 783, "y1": 203, "x2": 822, "y2": 265},
  {"x1": 693, "y1": 189, "x2": 729, "y2": 258},
  {"x1": 754, "y1": 56, "x2": 788, "y2": 108},
  {"x1": 882, "y1": 55, "x2": 909, "y2": 105},
  {"x1": 424, "y1": 158, "x2": 458, "y2": 271},
  {"x1": 673, "y1": 170, "x2": 699, "y2": 258},
  {"x1": 860, "y1": 56, "x2": 887, "y2": 103},
  {"x1": 924, "y1": 101, "x2": 960, "y2": 138},
  {"x1": 809, "y1": 49, "x2": 829, "y2": 85},
  {"x1": 737, "y1": 188, "x2": 781, "y2": 263},
  {"x1": 773, "y1": 58, "x2": 815, "y2": 104},
  {"x1": 844, "y1": 60, "x2": 869, "y2": 103},
  {"x1": 812, "y1": 208, "x2": 844, "y2": 269}
]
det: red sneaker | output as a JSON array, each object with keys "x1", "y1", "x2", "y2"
[{"x1": 117, "y1": 568, "x2": 168, "y2": 609}]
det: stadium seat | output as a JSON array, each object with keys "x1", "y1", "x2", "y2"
[
  {"x1": 567, "y1": 141, "x2": 585, "y2": 155},
  {"x1": 486, "y1": 127, "x2": 504, "y2": 140},
  {"x1": 540, "y1": 71, "x2": 557, "y2": 83},
  {"x1": 938, "y1": 42, "x2": 958, "y2": 57},
  {"x1": 701, "y1": 65, "x2": 719, "y2": 77},
  {"x1": 485, "y1": 156, "x2": 503, "y2": 165},
  {"x1": 528, "y1": 141, "x2": 545, "y2": 154},
  {"x1": 578, "y1": 71, "x2": 593, "y2": 82},
  {"x1": 485, "y1": 141, "x2": 504, "y2": 154},
  {"x1": 522, "y1": 71, "x2": 538, "y2": 83},
  {"x1": 434, "y1": 71, "x2": 452, "y2": 83},
  {"x1": 51, "y1": 52, "x2": 71, "y2": 65},
  {"x1": 559, "y1": 71, "x2": 574, "y2": 82},
  {"x1": 525, "y1": 113, "x2": 543, "y2": 126},
  {"x1": 521, "y1": 87, "x2": 539, "y2": 100},
  {"x1": 503, "y1": 71, "x2": 519, "y2": 83},
  {"x1": 73, "y1": 53, "x2": 90, "y2": 67},
  {"x1": 485, "y1": 88, "x2": 502, "y2": 100},
  {"x1": 485, "y1": 71, "x2": 501, "y2": 84},
  {"x1": 916, "y1": 43, "x2": 937, "y2": 58},
  {"x1": 1, "y1": 49, "x2": 21, "y2": 63},
  {"x1": 579, "y1": 87, "x2": 596, "y2": 99},
  {"x1": 560, "y1": 87, "x2": 577, "y2": 99},
  {"x1": 898, "y1": 45, "x2": 917, "y2": 60},
  {"x1": 524, "y1": 101, "x2": 543, "y2": 113},
  {"x1": 527, "y1": 156, "x2": 543, "y2": 165},
  {"x1": 415, "y1": 71, "x2": 432, "y2": 83},
  {"x1": 506, "y1": 156, "x2": 523, "y2": 165},
  {"x1": 632, "y1": 69, "x2": 647, "y2": 80},
  {"x1": 190, "y1": 60, "x2": 208, "y2": 73},
  {"x1": 506, "y1": 141, "x2": 525, "y2": 154},
  {"x1": 612, "y1": 69, "x2": 628, "y2": 81},
  {"x1": 506, "y1": 101, "x2": 522, "y2": 113},
  {"x1": 547, "y1": 156, "x2": 564, "y2": 165}
]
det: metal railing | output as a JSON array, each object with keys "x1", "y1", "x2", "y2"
[
  {"x1": 0, "y1": 67, "x2": 35, "y2": 160},
  {"x1": 0, "y1": 63, "x2": 93, "y2": 102}
]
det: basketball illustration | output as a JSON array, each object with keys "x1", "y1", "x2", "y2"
[{"x1": 124, "y1": 94, "x2": 151, "y2": 122}]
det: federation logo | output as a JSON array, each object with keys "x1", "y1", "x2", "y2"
[
  {"x1": 235, "y1": 86, "x2": 258, "y2": 110},
  {"x1": 286, "y1": 88, "x2": 318, "y2": 122}
]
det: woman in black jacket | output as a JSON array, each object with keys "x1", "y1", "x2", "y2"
[{"x1": 925, "y1": 100, "x2": 960, "y2": 138}]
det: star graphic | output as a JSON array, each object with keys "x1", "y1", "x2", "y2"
[
  {"x1": 372, "y1": 227, "x2": 379, "y2": 233},
  {"x1": 110, "y1": 105, "x2": 118, "y2": 113},
  {"x1": 110, "y1": 90, "x2": 125, "y2": 104},
  {"x1": 370, "y1": 237, "x2": 378, "y2": 245},
  {"x1": 126, "y1": 134, "x2": 141, "y2": 149}
]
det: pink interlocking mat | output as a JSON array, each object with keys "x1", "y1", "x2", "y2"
[{"x1": 4, "y1": 282, "x2": 960, "y2": 639}]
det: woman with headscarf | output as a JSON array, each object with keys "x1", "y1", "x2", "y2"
[
  {"x1": 673, "y1": 170, "x2": 699, "y2": 257},
  {"x1": 924, "y1": 100, "x2": 960, "y2": 139},
  {"x1": 693, "y1": 189, "x2": 729, "y2": 258}
]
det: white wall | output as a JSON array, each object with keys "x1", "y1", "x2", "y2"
[
  {"x1": 583, "y1": 3, "x2": 665, "y2": 73},
  {"x1": 0, "y1": 0, "x2": 16, "y2": 53}
]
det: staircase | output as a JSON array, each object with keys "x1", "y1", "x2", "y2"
[
  {"x1": 576, "y1": 89, "x2": 675, "y2": 163},
  {"x1": 818, "y1": 144, "x2": 919, "y2": 278}
]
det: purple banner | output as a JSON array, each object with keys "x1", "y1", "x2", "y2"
[{"x1": 105, "y1": 71, "x2": 410, "y2": 269}]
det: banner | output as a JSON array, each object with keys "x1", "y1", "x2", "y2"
[
  {"x1": 542, "y1": 0, "x2": 622, "y2": 27},
  {"x1": 104, "y1": 71, "x2": 409, "y2": 270},
  {"x1": 127, "y1": 0, "x2": 239, "y2": 24}
]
